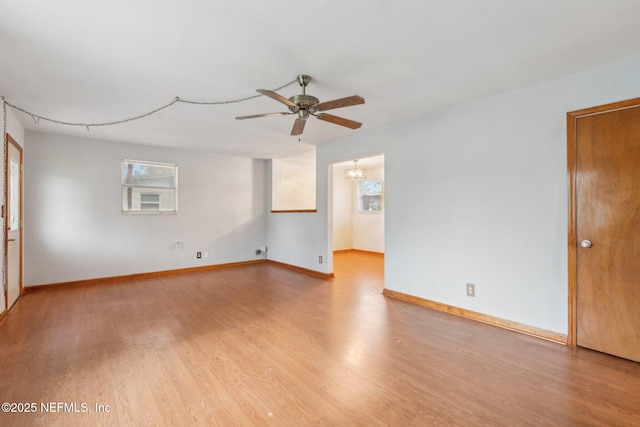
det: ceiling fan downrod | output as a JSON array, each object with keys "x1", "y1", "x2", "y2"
[{"x1": 297, "y1": 75, "x2": 312, "y2": 95}]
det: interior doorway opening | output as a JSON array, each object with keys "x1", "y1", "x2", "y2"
[{"x1": 330, "y1": 154, "x2": 385, "y2": 271}]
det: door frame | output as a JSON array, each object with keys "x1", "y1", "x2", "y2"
[
  {"x1": 4, "y1": 133, "x2": 23, "y2": 309},
  {"x1": 566, "y1": 96, "x2": 640, "y2": 347},
  {"x1": 328, "y1": 154, "x2": 386, "y2": 273}
]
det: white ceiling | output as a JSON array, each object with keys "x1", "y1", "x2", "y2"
[{"x1": 2, "y1": 1, "x2": 640, "y2": 159}]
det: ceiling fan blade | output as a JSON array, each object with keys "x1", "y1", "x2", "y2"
[
  {"x1": 235, "y1": 112, "x2": 290, "y2": 120},
  {"x1": 291, "y1": 118, "x2": 307, "y2": 136},
  {"x1": 315, "y1": 113, "x2": 362, "y2": 129},
  {"x1": 257, "y1": 89, "x2": 298, "y2": 109},
  {"x1": 313, "y1": 95, "x2": 364, "y2": 112}
]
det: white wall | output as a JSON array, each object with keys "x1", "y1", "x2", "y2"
[
  {"x1": 266, "y1": 57, "x2": 640, "y2": 334},
  {"x1": 265, "y1": 159, "x2": 330, "y2": 272},
  {"x1": 2, "y1": 107, "x2": 25, "y2": 311},
  {"x1": 24, "y1": 131, "x2": 268, "y2": 286}
]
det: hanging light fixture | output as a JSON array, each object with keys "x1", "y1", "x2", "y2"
[{"x1": 344, "y1": 159, "x2": 367, "y2": 180}]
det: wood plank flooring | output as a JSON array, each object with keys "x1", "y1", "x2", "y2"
[{"x1": 1, "y1": 251, "x2": 639, "y2": 426}]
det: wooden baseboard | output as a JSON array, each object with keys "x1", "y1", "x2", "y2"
[
  {"x1": 271, "y1": 210, "x2": 317, "y2": 213},
  {"x1": 24, "y1": 259, "x2": 334, "y2": 293},
  {"x1": 266, "y1": 260, "x2": 334, "y2": 279},
  {"x1": 382, "y1": 288, "x2": 567, "y2": 345},
  {"x1": 24, "y1": 260, "x2": 269, "y2": 292},
  {"x1": 333, "y1": 249, "x2": 384, "y2": 256}
]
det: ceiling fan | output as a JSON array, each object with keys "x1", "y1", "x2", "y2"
[{"x1": 235, "y1": 75, "x2": 365, "y2": 136}]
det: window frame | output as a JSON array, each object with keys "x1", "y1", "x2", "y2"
[
  {"x1": 121, "y1": 159, "x2": 178, "y2": 214},
  {"x1": 357, "y1": 179, "x2": 383, "y2": 213}
]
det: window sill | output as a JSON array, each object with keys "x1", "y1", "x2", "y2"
[{"x1": 121, "y1": 211, "x2": 178, "y2": 215}]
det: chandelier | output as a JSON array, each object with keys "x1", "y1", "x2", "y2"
[{"x1": 344, "y1": 159, "x2": 367, "y2": 180}]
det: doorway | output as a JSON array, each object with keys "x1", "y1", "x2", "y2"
[
  {"x1": 331, "y1": 154, "x2": 385, "y2": 259},
  {"x1": 567, "y1": 98, "x2": 640, "y2": 362},
  {"x1": 4, "y1": 134, "x2": 23, "y2": 311}
]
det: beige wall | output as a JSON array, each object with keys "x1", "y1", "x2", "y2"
[{"x1": 272, "y1": 149, "x2": 316, "y2": 211}]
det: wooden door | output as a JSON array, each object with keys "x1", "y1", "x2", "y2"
[{"x1": 568, "y1": 99, "x2": 640, "y2": 362}]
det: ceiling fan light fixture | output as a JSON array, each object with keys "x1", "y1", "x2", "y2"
[{"x1": 345, "y1": 159, "x2": 367, "y2": 180}]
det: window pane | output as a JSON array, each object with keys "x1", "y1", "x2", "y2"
[
  {"x1": 361, "y1": 180, "x2": 382, "y2": 196},
  {"x1": 361, "y1": 195, "x2": 382, "y2": 211},
  {"x1": 141, "y1": 193, "x2": 160, "y2": 203},
  {"x1": 140, "y1": 193, "x2": 160, "y2": 210},
  {"x1": 9, "y1": 159, "x2": 19, "y2": 230},
  {"x1": 122, "y1": 160, "x2": 177, "y2": 213},
  {"x1": 358, "y1": 180, "x2": 383, "y2": 212},
  {"x1": 123, "y1": 161, "x2": 176, "y2": 187}
]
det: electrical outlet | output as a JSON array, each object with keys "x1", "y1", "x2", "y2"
[
  {"x1": 466, "y1": 283, "x2": 476, "y2": 297},
  {"x1": 318, "y1": 255, "x2": 323, "y2": 264},
  {"x1": 197, "y1": 252, "x2": 202, "y2": 259}
]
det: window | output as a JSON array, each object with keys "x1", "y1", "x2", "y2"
[
  {"x1": 358, "y1": 180, "x2": 383, "y2": 212},
  {"x1": 122, "y1": 160, "x2": 177, "y2": 213},
  {"x1": 9, "y1": 158, "x2": 20, "y2": 230}
]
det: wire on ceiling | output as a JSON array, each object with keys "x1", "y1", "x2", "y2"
[{"x1": 0, "y1": 77, "x2": 298, "y2": 131}]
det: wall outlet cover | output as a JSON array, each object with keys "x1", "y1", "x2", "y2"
[{"x1": 466, "y1": 283, "x2": 476, "y2": 297}]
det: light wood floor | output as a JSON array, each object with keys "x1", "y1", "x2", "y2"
[{"x1": 1, "y1": 251, "x2": 639, "y2": 426}]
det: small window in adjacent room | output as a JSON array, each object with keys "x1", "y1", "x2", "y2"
[
  {"x1": 358, "y1": 180, "x2": 383, "y2": 212},
  {"x1": 122, "y1": 160, "x2": 177, "y2": 213}
]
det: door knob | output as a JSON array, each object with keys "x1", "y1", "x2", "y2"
[{"x1": 580, "y1": 240, "x2": 592, "y2": 248}]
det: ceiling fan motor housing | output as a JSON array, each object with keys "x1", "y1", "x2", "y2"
[{"x1": 289, "y1": 94, "x2": 319, "y2": 111}]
